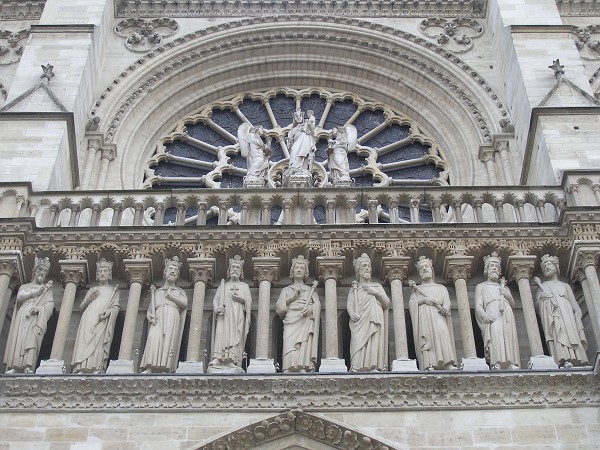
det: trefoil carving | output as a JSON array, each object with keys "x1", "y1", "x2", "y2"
[
  {"x1": 114, "y1": 18, "x2": 179, "y2": 53},
  {"x1": 419, "y1": 18, "x2": 484, "y2": 54}
]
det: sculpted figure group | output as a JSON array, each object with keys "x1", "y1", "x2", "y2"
[
  {"x1": 237, "y1": 109, "x2": 357, "y2": 187},
  {"x1": 1, "y1": 250, "x2": 591, "y2": 374}
]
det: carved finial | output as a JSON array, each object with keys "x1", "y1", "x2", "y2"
[
  {"x1": 548, "y1": 59, "x2": 565, "y2": 80},
  {"x1": 40, "y1": 63, "x2": 55, "y2": 83}
]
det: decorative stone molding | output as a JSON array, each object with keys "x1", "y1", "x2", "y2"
[
  {"x1": 556, "y1": 0, "x2": 600, "y2": 16},
  {"x1": 90, "y1": 17, "x2": 509, "y2": 145},
  {"x1": 317, "y1": 257, "x2": 345, "y2": 282},
  {"x1": 58, "y1": 260, "x2": 88, "y2": 287},
  {"x1": 114, "y1": 0, "x2": 488, "y2": 19},
  {"x1": 571, "y1": 25, "x2": 600, "y2": 60},
  {"x1": 0, "y1": 1, "x2": 44, "y2": 20},
  {"x1": 0, "y1": 29, "x2": 29, "y2": 65},
  {"x1": 0, "y1": 366, "x2": 598, "y2": 410},
  {"x1": 252, "y1": 258, "x2": 280, "y2": 284},
  {"x1": 381, "y1": 257, "x2": 410, "y2": 283},
  {"x1": 443, "y1": 256, "x2": 473, "y2": 282},
  {"x1": 507, "y1": 255, "x2": 536, "y2": 282},
  {"x1": 114, "y1": 18, "x2": 178, "y2": 53},
  {"x1": 124, "y1": 259, "x2": 152, "y2": 286},
  {"x1": 198, "y1": 411, "x2": 393, "y2": 450},
  {"x1": 188, "y1": 259, "x2": 215, "y2": 285},
  {"x1": 419, "y1": 18, "x2": 484, "y2": 54}
]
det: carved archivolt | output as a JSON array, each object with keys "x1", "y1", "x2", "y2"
[
  {"x1": 196, "y1": 411, "x2": 394, "y2": 450},
  {"x1": 144, "y1": 88, "x2": 449, "y2": 190}
]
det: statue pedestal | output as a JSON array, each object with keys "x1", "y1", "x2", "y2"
[
  {"x1": 106, "y1": 359, "x2": 136, "y2": 374},
  {"x1": 461, "y1": 357, "x2": 490, "y2": 371},
  {"x1": 391, "y1": 358, "x2": 419, "y2": 372},
  {"x1": 206, "y1": 364, "x2": 244, "y2": 374},
  {"x1": 176, "y1": 361, "x2": 205, "y2": 374},
  {"x1": 528, "y1": 355, "x2": 559, "y2": 370},
  {"x1": 243, "y1": 177, "x2": 265, "y2": 189},
  {"x1": 287, "y1": 173, "x2": 313, "y2": 188},
  {"x1": 247, "y1": 358, "x2": 276, "y2": 374},
  {"x1": 318, "y1": 358, "x2": 348, "y2": 373},
  {"x1": 332, "y1": 179, "x2": 353, "y2": 188},
  {"x1": 36, "y1": 359, "x2": 65, "y2": 374}
]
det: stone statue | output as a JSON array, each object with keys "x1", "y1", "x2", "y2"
[
  {"x1": 408, "y1": 256, "x2": 458, "y2": 370},
  {"x1": 327, "y1": 125, "x2": 356, "y2": 184},
  {"x1": 71, "y1": 259, "x2": 120, "y2": 374},
  {"x1": 475, "y1": 252, "x2": 520, "y2": 370},
  {"x1": 140, "y1": 257, "x2": 188, "y2": 373},
  {"x1": 347, "y1": 253, "x2": 390, "y2": 371},
  {"x1": 287, "y1": 109, "x2": 317, "y2": 175},
  {"x1": 533, "y1": 254, "x2": 588, "y2": 367},
  {"x1": 275, "y1": 255, "x2": 321, "y2": 373},
  {"x1": 208, "y1": 255, "x2": 252, "y2": 373},
  {"x1": 238, "y1": 123, "x2": 272, "y2": 186},
  {"x1": 4, "y1": 257, "x2": 54, "y2": 374}
]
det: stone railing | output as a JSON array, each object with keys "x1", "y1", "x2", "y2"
[{"x1": 0, "y1": 184, "x2": 573, "y2": 229}]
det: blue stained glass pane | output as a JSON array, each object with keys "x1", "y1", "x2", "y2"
[
  {"x1": 239, "y1": 99, "x2": 272, "y2": 128},
  {"x1": 323, "y1": 99, "x2": 357, "y2": 130},
  {"x1": 419, "y1": 208, "x2": 433, "y2": 223},
  {"x1": 271, "y1": 205, "x2": 283, "y2": 225},
  {"x1": 219, "y1": 173, "x2": 243, "y2": 188},
  {"x1": 269, "y1": 94, "x2": 296, "y2": 126},
  {"x1": 153, "y1": 162, "x2": 210, "y2": 178},
  {"x1": 231, "y1": 204, "x2": 241, "y2": 213},
  {"x1": 347, "y1": 152, "x2": 365, "y2": 170},
  {"x1": 363, "y1": 123, "x2": 411, "y2": 148},
  {"x1": 206, "y1": 214, "x2": 218, "y2": 226},
  {"x1": 229, "y1": 152, "x2": 246, "y2": 169},
  {"x1": 378, "y1": 142, "x2": 431, "y2": 165},
  {"x1": 164, "y1": 141, "x2": 215, "y2": 162},
  {"x1": 300, "y1": 94, "x2": 327, "y2": 123},
  {"x1": 184, "y1": 207, "x2": 198, "y2": 227},
  {"x1": 270, "y1": 140, "x2": 285, "y2": 162},
  {"x1": 163, "y1": 207, "x2": 177, "y2": 225},
  {"x1": 186, "y1": 123, "x2": 232, "y2": 147},
  {"x1": 398, "y1": 205, "x2": 411, "y2": 222},
  {"x1": 314, "y1": 205, "x2": 326, "y2": 224},
  {"x1": 211, "y1": 109, "x2": 243, "y2": 135},
  {"x1": 385, "y1": 165, "x2": 441, "y2": 181},
  {"x1": 353, "y1": 175, "x2": 374, "y2": 187},
  {"x1": 353, "y1": 109, "x2": 385, "y2": 138},
  {"x1": 314, "y1": 139, "x2": 329, "y2": 162}
]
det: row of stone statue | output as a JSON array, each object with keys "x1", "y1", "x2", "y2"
[
  {"x1": 3, "y1": 251, "x2": 589, "y2": 374},
  {"x1": 238, "y1": 108, "x2": 355, "y2": 187}
]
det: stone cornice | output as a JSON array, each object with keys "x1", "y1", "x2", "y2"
[
  {"x1": 0, "y1": 361, "x2": 598, "y2": 411},
  {"x1": 114, "y1": 1, "x2": 487, "y2": 19}
]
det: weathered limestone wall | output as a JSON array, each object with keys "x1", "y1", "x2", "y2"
[{"x1": 0, "y1": 407, "x2": 597, "y2": 449}]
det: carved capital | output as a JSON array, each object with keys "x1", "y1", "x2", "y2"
[
  {"x1": 316, "y1": 256, "x2": 345, "y2": 282},
  {"x1": 124, "y1": 259, "x2": 152, "y2": 286},
  {"x1": 0, "y1": 254, "x2": 22, "y2": 282},
  {"x1": 478, "y1": 144, "x2": 495, "y2": 162},
  {"x1": 59, "y1": 260, "x2": 88, "y2": 286},
  {"x1": 575, "y1": 249, "x2": 599, "y2": 270},
  {"x1": 494, "y1": 139, "x2": 510, "y2": 153},
  {"x1": 443, "y1": 255, "x2": 474, "y2": 282},
  {"x1": 381, "y1": 257, "x2": 410, "y2": 283},
  {"x1": 188, "y1": 258, "x2": 215, "y2": 285},
  {"x1": 252, "y1": 257, "x2": 280, "y2": 284},
  {"x1": 100, "y1": 144, "x2": 117, "y2": 161},
  {"x1": 507, "y1": 255, "x2": 537, "y2": 282}
]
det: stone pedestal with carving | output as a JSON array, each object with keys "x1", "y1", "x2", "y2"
[
  {"x1": 106, "y1": 359, "x2": 136, "y2": 374},
  {"x1": 36, "y1": 359, "x2": 66, "y2": 374}
]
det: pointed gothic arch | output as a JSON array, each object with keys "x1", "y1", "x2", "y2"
[{"x1": 194, "y1": 410, "x2": 393, "y2": 450}]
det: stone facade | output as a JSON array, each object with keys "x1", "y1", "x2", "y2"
[{"x1": 0, "y1": 0, "x2": 600, "y2": 448}]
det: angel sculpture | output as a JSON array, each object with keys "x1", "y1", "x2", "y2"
[
  {"x1": 327, "y1": 124, "x2": 356, "y2": 184},
  {"x1": 238, "y1": 124, "x2": 272, "y2": 187}
]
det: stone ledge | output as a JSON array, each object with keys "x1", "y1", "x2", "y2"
[{"x1": 1, "y1": 356, "x2": 598, "y2": 411}]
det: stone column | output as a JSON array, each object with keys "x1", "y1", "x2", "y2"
[
  {"x1": 382, "y1": 257, "x2": 418, "y2": 372},
  {"x1": 81, "y1": 135, "x2": 101, "y2": 190},
  {"x1": 107, "y1": 259, "x2": 151, "y2": 374},
  {"x1": 572, "y1": 249, "x2": 600, "y2": 346},
  {"x1": 176, "y1": 258, "x2": 215, "y2": 374},
  {"x1": 38, "y1": 260, "x2": 88, "y2": 374},
  {"x1": 496, "y1": 140, "x2": 515, "y2": 184},
  {"x1": 481, "y1": 150, "x2": 498, "y2": 185},
  {"x1": 95, "y1": 146, "x2": 116, "y2": 190},
  {"x1": 0, "y1": 255, "x2": 22, "y2": 337},
  {"x1": 316, "y1": 256, "x2": 347, "y2": 372},
  {"x1": 444, "y1": 256, "x2": 488, "y2": 370},
  {"x1": 507, "y1": 256, "x2": 557, "y2": 369},
  {"x1": 247, "y1": 257, "x2": 279, "y2": 373}
]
